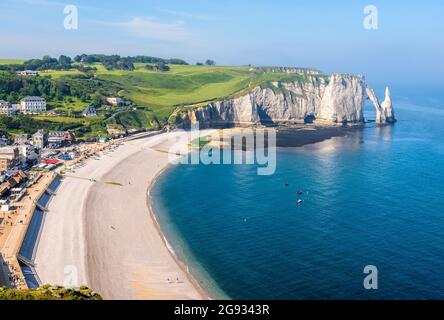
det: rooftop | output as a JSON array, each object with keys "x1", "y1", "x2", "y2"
[{"x1": 21, "y1": 96, "x2": 46, "y2": 101}]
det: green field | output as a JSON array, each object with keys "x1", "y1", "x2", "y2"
[
  {"x1": 45, "y1": 64, "x2": 308, "y2": 110},
  {"x1": 46, "y1": 64, "x2": 254, "y2": 107},
  {"x1": 0, "y1": 59, "x2": 25, "y2": 65}
]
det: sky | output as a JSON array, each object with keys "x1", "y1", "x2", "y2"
[{"x1": 0, "y1": 0, "x2": 443, "y2": 86}]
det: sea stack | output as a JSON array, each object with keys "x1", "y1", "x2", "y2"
[{"x1": 381, "y1": 86, "x2": 396, "y2": 123}]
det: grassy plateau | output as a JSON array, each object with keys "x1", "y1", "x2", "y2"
[{"x1": 0, "y1": 60, "x2": 323, "y2": 138}]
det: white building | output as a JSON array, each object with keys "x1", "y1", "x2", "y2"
[
  {"x1": 47, "y1": 131, "x2": 65, "y2": 148},
  {"x1": 83, "y1": 105, "x2": 97, "y2": 117},
  {"x1": 106, "y1": 97, "x2": 124, "y2": 106},
  {"x1": 0, "y1": 100, "x2": 17, "y2": 116},
  {"x1": 16, "y1": 70, "x2": 38, "y2": 76},
  {"x1": 20, "y1": 96, "x2": 47, "y2": 114},
  {"x1": 32, "y1": 129, "x2": 46, "y2": 149},
  {"x1": 17, "y1": 144, "x2": 40, "y2": 164},
  {"x1": 0, "y1": 147, "x2": 19, "y2": 172}
]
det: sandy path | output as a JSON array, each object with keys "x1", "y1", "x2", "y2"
[{"x1": 34, "y1": 131, "x2": 209, "y2": 299}]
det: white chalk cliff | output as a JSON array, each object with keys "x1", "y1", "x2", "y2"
[
  {"x1": 180, "y1": 73, "x2": 395, "y2": 128},
  {"x1": 381, "y1": 86, "x2": 396, "y2": 123}
]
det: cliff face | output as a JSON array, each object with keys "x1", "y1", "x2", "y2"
[{"x1": 181, "y1": 74, "x2": 394, "y2": 128}]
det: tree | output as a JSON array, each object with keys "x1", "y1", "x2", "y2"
[
  {"x1": 156, "y1": 62, "x2": 170, "y2": 71},
  {"x1": 145, "y1": 63, "x2": 170, "y2": 72},
  {"x1": 205, "y1": 60, "x2": 215, "y2": 66},
  {"x1": 196, "y1": 62, "x2": 204, "y2": 66},
  {"x1": 59, "y1": 55, "x2": 72, "y2": 66},
  {"x1": 91, "y1": 92, "x2": 104, "y2": 107}
]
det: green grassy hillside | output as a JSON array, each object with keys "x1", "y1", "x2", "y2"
[
  {"x1": 0, "y1": 60, "x2": 325, "y2": 138},
  {"x1": 0, "y1": 59, "x2": 25, "y2": 65},
  {"x1": 44, "y1": 64, "x2": 253, "y2": 107}
]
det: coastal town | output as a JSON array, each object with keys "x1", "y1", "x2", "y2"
[
  {"x1": 0, "y1": 59, "x2": 211, "y2": 298},
  {"x1": 0, "y1": 105, "x2": 156, "y2": 289},
  {"x1": 0, "y1": 125, "x2": 210, "y2": 299}
]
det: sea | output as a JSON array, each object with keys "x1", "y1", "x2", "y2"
[{"x1": 150, "y1": 84, "x2": 444, "y2": 299}]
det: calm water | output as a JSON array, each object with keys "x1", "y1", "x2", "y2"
[{"x1": 151, "y1": 86, "x2": 444, "y2": 299}]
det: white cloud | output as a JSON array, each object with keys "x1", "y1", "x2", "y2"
[{"x1": 109, "y1": 17, "x2": 190, "y2": 41}]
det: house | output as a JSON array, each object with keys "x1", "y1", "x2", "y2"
[
  {"x1": 83, "y1": 105, "x2": 97, "y2": 117},
  {"x1": 47, "y1": 130, "x2": 74, "y2": 148},
  {"x1": 14, "y1": 134, "x2": 28, "y2": 145},
  {"x1": 47, "y1": 131, "x2": 65, "y2": 148},
  {"x1": 106, "y1": 97, "x2": 124, "y2": 106},
  {"x1": 0, "y1": 147, "x2": 20, "y2": 172},
  {"x1": 0, "y1": 170, "x2": 27, "y2": 197},
  {"x1": 64, "y1": 130, "x2": 76, "y2": 145},
  {"x1": 17, "y1": 144, "x2": 39, "y2": 164},
  {"x1": 20, "y1": 96, "x2": 47, "y2": 114},
  {"x1": 0, "y1": 100, "x2": 17, "y2": 116},
  {"x1": 16, "y1": 70, "x2": 38, "y2": 76},
  {"x1": 32, "y1": 129, "x2": 46, "y2": 149}
]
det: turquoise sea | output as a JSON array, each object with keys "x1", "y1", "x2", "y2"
[{"x1": 151, "y1": 85, "x2": 444, "y2": 299}]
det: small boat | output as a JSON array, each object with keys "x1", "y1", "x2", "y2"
[
  {"x1": 297, "y1": 199, "x2": 303, "y2": 205},
  {"x1": 296, "y1": 191, "x2": 303, "y2": 195}
]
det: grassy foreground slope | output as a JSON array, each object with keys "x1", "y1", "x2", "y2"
[{"x1": 0, "y1": 285, "x2": 102, "y2": 300}]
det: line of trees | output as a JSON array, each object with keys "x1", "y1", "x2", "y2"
[
  {"x1": 0, "y1": 71, "x2": 120, "y2": 103},
  {"x1": 0, "y1": 54, "x2": 190, "y2": 73},
  {"x1": 196, "y1": 60, "x2": 216, "y2": 66},
  {"x1": 73, "y1": 54, "x2": 188, "y2": 70},
  {"x1": 73, "y1": 54, "x2": 135, "y2": 71},
  {"x1": 0, "y1": 55, "x2": 74, "y2": 72}
]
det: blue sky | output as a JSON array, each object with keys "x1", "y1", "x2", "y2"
[{"x1": 1, "y1": 0, "x2": 443, "y2": 85}]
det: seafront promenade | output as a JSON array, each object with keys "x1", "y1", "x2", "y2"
[{"x1": 0, "y1": 172, "x2": 56, "y2": 288}]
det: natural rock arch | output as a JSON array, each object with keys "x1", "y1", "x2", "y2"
[{"x1": 365, "y1": 86, "x2": 396, "y2": 125}]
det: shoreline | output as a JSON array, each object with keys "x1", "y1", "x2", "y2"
[
  {"x1": 33, "y1": 125, "x2": 358, "y2": 299},
  {"x1": 146, "y1": 165, "x2": 211, "y2": 300},
  {"x1": 35, "y1": 130, "x2": 213, "y2": 299},
  {"x1": 143, "y1": 124, "x2": 364, "y2": 300}
]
